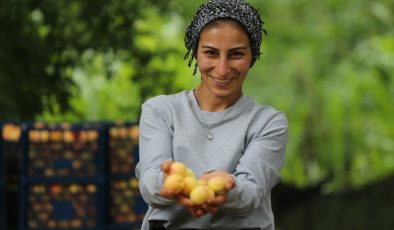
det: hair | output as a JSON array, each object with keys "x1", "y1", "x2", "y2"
[{"x1": 184, "y1": 0, "x2": 267, "y2": 75}]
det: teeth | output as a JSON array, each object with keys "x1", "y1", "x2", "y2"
[{"x1": 213, "y1": 78, "x2": 230, "y2": 83}]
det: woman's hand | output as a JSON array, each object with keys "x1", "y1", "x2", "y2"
[
  {"x1": 180, "y1": 170, "x2": 236, "y2": 217},
  {"x1": 200, "y1": 170, "x2": 236, "y2": 191},
  {"x1": 159, "y1": 160, "x2": 178, "y2": 198},
  {"x1": 199, "y1": 170, "x2": 235, "y2": 215},
  {"x1": 158, "y1": 162, "x2": 236, "y2": 218}
]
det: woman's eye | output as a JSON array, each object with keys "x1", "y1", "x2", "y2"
[
  {"x1": 230, "y1": 52, "x2": 244, "y2": 57},
  {"x1": 204, "y1": 50, "x2": 217, "y2": 56}
]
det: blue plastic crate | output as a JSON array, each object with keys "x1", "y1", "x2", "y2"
[
  {"x1": 108, "y1": 123, "x2": 139, "y2": 175},
  {"x1": 20, "y1": 180, "x2": 106, "y2": 230},
  {"x1": 2, "y1": 123, "x2": 24, "y2": 230},
  {"x1": 19, "y1": 123, "x2": 107, "y2": 230},
  {"x1": 107, "y1": 123, "x2": 147, "y2": 229},
  {"x1": 26, "y1": 123, "x2": 105, "y2": 178},
  {"x1": 108, "y1": 176, "x2": 147, "y2": 229}
]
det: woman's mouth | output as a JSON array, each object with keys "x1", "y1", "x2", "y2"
[
  {"x1": 212, "y1": 77, "x2": 231, "y2": 84},
  {"x1": 208, "y1": 75, "x2": 237, "y2": 88}
]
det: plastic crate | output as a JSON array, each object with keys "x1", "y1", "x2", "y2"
[
  {"x1": 108, "y1": 123, "x2": 139, "y2": 175},
  {"x1": 108, "y1": 177, "x2": 147, "y2": 229},
  {"x1": 27, "y1": 123, "x2": 103, "y2": 178},
  {"x1": 107, "y1": 123, "x2": 147, "y2": 229},
  {"x1": 2, "y1": 122, "x2": 23, "y2": 230},
  {"x1": 20, "y1": 123, "x2": 107, "y2": 230},
  {"x1": 23, "y1": 181, "x2": 104, "y2": 229}
]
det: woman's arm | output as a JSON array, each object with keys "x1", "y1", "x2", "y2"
[
  {"x1": 219, "y1": 112, "x2": 288, "y2": 216},
  {"x1": 135, "y1": 100, "x2": 176, "y2": 208}
]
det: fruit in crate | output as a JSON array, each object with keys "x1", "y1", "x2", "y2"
[
  {"x1": 86, "y1": 184, "x2": 97, "y2": 193},
  {"x1": 29, "y1": 130, "x2": 40, "y2": 142},
  {"x1": 50, "y1": 184, "x2": 62, "y2": 194},
  {"x1": 129, "y1": 126, "x2": 139, "y2": 140},
  {"x1": 129, "y1": 178, "x2": 139, "y2": 189},
  {"x1": 2, "y1": 123, "x2": 21, "y2": 141},
  {"x1": 69, "y1": 184, "x2": 80, "y2": 194},
  {"x1": 50, "y1": 130, "x2": 62, "y2": 142},
  {"x1": 109, "y1": 127, "x2": 120, "y2": 139},
  {"x1": 63, "y1": 130, "x2": 75, "y2": 142},
  {"x1": 39, "y1": 130, "x2": 50, "y2": 142},
  {"x1": 118, "y1": 127, "x2": 127, "y2": 139},
  {"x1": 88, "y1": 130, "x2": 99, "y2": 141}
]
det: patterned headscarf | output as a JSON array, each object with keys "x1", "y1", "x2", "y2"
[{"x1": 184, "y1": 0, "x2": 267, "y2": 75}]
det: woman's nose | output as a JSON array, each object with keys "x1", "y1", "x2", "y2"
[{"x1": 215, "y1": 57, "x2": 231, "y2": 77}]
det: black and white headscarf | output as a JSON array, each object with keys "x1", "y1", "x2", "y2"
[{"x1": 184, "y1": 0, "x2": 267, "y2": 75}]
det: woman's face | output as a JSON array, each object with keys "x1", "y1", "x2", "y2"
[{"x1": 197, "y1": 20, "x2": 252, "y2": 99}]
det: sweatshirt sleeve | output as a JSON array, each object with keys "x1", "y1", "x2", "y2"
[
  {"x1": 220, "y1": 111, "x2": 288, "y2": 216},
  {"x1": 135, "y1": 99, "x2": 176, "y2": 208}
]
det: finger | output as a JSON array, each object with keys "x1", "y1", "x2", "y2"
[
  {"x1": 225, "y1": 180, "x2": 235, "y2": 190},
  {"x1": 201, "y1": 203, "x2": 218, "y2": 215},
  {"x1": 159, "y1": 187, "x2": 177, "y2": 198},
  {"x1": 206, "y1": 194, "x2": 227, "y2": 206},
  {"x1": 195, "y1": 208, "x2": 206, "y2": 218},
  {"x1": 177, "y1": 195, "x2": 193, "y2": 208},
  {"x1": 160, "y1": 160, "x2": 173, "y2": 172}
]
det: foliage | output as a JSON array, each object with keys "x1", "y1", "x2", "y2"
[
  {"x1": 0, "y1": 0, "x2": 189, "y2": 121},
  {"x1": 244, "y1": 0, "x2": 394, "y2": 192},
  {"x1": 1, "y1": 0, "x2": 393, "y2": 192}
]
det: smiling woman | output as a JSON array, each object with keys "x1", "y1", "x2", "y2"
[
  {"x1": 196, "y1": 19, "x2": 252, "y2": 111},
  {"x1": 135, "y1": 0, "x2": 288, "y2": 229}
]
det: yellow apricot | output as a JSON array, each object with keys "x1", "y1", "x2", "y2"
[
  {"x1": 163, "y1": 174, "x2": 184, "y2": 194},
  {"x1": 208, "y1": 176, "x2": 227, "y2": 195},
  {"x1": 190, "y1": 185, "x2": 209, "y2": 205},
  {"x1": 186, "y1": 168, "x2": 196, "y2": 178},
  {"x1": 169, "y1": 162, "x2": 188, "y2": 177},
  {"x1": 181, "y1": 176, "x2": 198, "y2": 197}
]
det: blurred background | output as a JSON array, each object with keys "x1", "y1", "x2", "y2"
[{"x1": 1, "y1": 0, "x2": 393, "y2": 229}]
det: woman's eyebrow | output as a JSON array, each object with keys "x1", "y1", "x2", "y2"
[
  {"x1": 229, "y1": 46, "x2": 248, "y2": 52},
  {"x1": 201, "y1": 45, "x2": 219, "y2": 51},
  {"x1": 201, "y1": 45, "x2": 248, "y2": 51}
]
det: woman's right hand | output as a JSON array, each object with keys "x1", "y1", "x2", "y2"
[{"x1": 159, "y1": 160, "x2": 178, "y2": 198}]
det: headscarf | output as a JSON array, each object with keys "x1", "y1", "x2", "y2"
[{"x1": 184, "y1": 0, "x2": 267, "y2": 75}]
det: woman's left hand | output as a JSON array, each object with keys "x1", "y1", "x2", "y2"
[{"x1": 179, "y1": 170, "x2": 235, "y2": 217}]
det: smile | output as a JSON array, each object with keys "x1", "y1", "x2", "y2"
[{"x1": 212, "y1": 77, "x2": 231, "y2": 84}]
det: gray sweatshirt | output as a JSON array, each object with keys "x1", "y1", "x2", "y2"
[{"x1": 136, "y1": 90, "x2": 288, "y2": 230}]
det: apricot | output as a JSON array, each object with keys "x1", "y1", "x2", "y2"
[
  {"x1": 163, "y1": 174, "x2": 184, "y2": 194},
  {"x1": 168, "y1": 162, "x2": 188, "y2": 177},
  {"x1": 181, "y1": 176, "x2": 198, "y2": 196},
  {"x1": 208, "y1": 176, "x2": 227, "y2": 195},
  {"x1": 190, "y1": 185, "x2": 209, "y2": 205},
  {"x1": 203, "y1": 185, "x2": 215, "y2": 200},
  {"x1": 186, "y1": 168, "x2": 196, "y2": 178}
]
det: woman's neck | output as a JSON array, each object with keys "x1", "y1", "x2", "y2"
[{"x1": 194, "y1": 88, "x2": 242, "y2": 112}]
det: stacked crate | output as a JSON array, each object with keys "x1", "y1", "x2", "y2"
[
  {"x1": 20, "y1": 123, "x2": 106, "y2": 230},
  {"x1": 1, "y1": 123, "x2": 23, "y2": 230},
  {"x1": 107, "y1": 122, "x2": 147, "y2": 230}
]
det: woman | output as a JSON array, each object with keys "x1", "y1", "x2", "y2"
[{"x1": 136, "y1": 0, "x2": 288, "y2": 229}]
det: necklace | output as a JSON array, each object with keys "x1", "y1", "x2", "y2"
[{"x1": 194, "y1": 91, "x2": 234, "y2": 140}]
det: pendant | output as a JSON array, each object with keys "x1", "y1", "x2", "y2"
[{"x1": 207, "y1": 132, "x2": 214, "y2": 140}]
